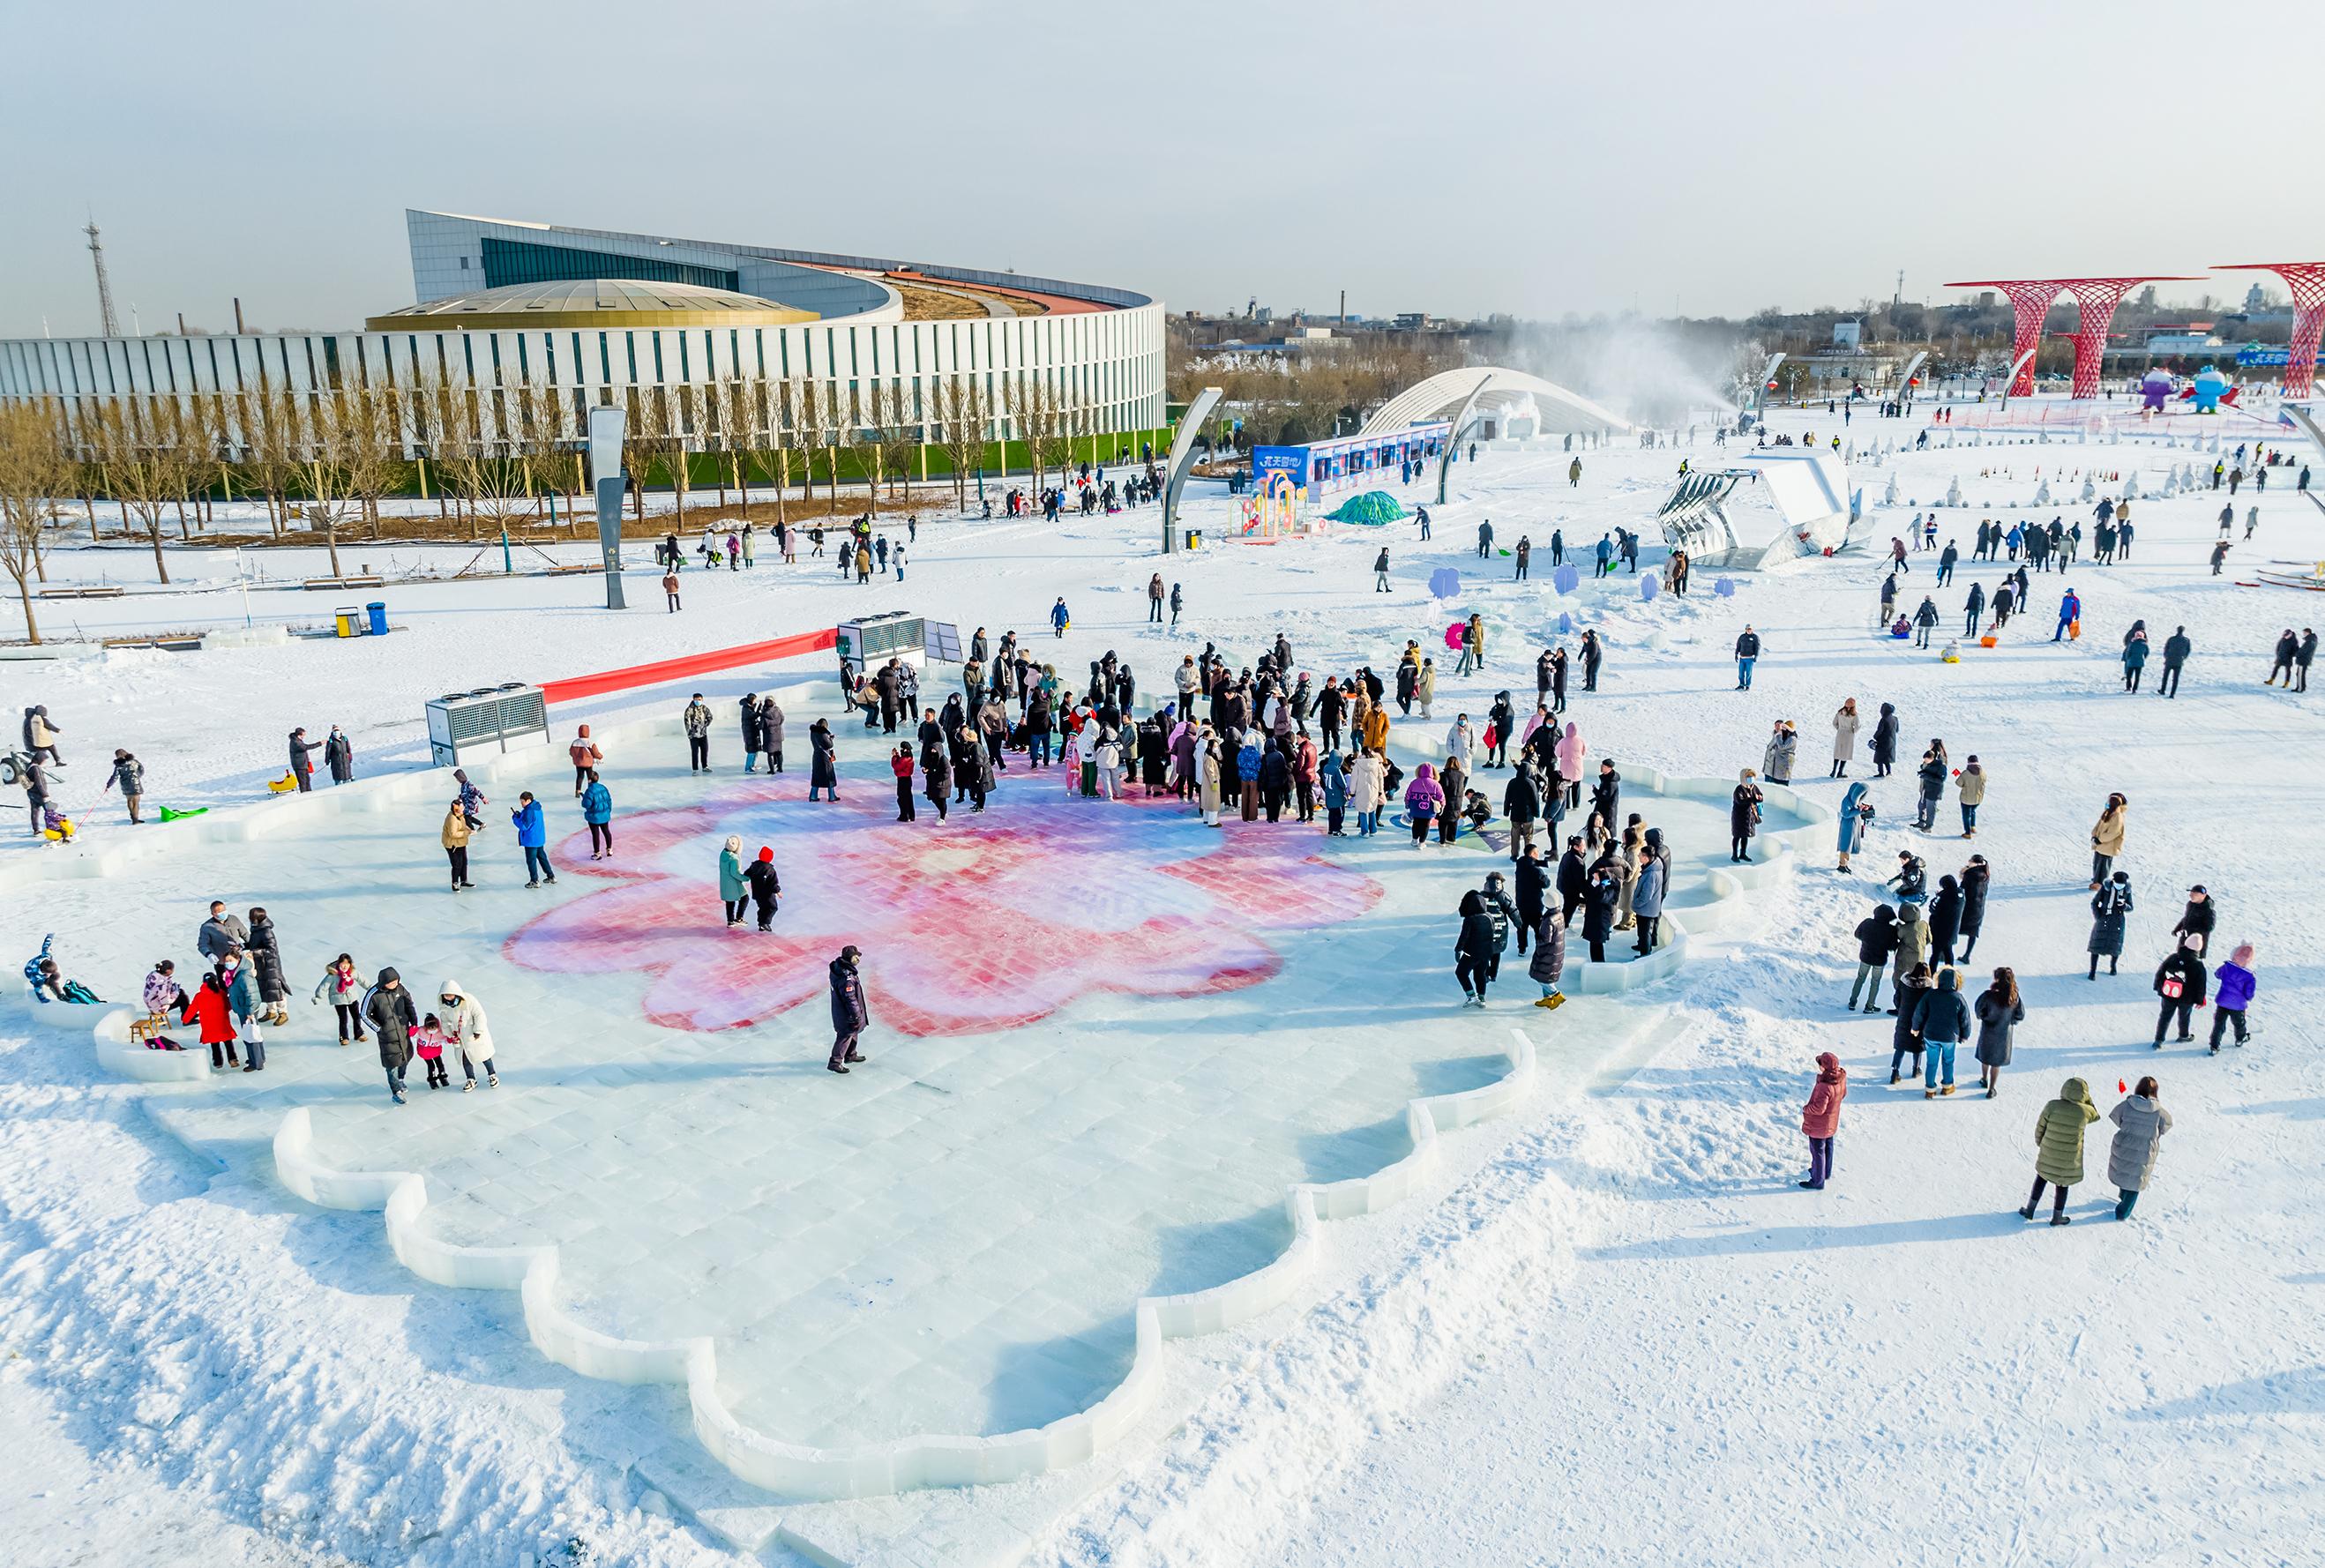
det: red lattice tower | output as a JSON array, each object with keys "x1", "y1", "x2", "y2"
[
  {"x1": 2213, "y1": 263, "x2": 2325, "y2": 398},
  {"x1": 1948, "y1": 275, "x2": 2201, "y2": 399},
  {"x1": 1947, "y1": 279, "x2": 2066, "y2": 397}
]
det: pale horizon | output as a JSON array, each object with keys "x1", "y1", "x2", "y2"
[{"x1": 4, "y1": 0, "x2": 2320, "y2": 339}]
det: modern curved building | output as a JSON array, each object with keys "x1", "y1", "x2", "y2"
[{"x1": 0, "y1": 209, "x2": 1169, "y2": 467}]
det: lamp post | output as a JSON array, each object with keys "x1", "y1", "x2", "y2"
[{"x1": 587, "y1": 404, "x2": 628, "y2": 609}]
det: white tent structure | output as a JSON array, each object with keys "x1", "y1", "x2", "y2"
[{"x1": 1358, "y1": 367, "x2": 1633, "y2": 440}]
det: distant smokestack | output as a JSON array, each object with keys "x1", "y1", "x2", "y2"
[
  {"x1": 1338, "y1": 289, "x2": 1346, "y2": 325},
  {"x1": 233, "y1": 296, "x2": 245, "y2": 334}
]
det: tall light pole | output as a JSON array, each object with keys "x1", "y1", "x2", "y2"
[{"x1": 587, "y1": 405, "x2": 628, "y2": 609}]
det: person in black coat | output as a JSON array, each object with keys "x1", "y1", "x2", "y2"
[
  {"x1": 741, "y1": 696, "x2": 766, "y2": 771},
  {"x1": 1849, "y1": 904, "x2": 1899, "y2": 1012},
  {"x1": 1503, "y1": 765, "x2": 1543, "y2": 861},
  {"x1": 1888, "y1": 962, "x2": 1932, "y2": 1082},
  {"x1": 1957, "y1": 855, "x2": 1990, "y2": 961},
  {"x1": 1870, "y1": 703, "x2": 1900, "y2": 777},
  {"x1": 1513, "y1": 845, "x2": 1549, "y2": 954},
  {"x1": 744, "y1": 847, "x2": 781, "y2": 931},
  {"x1": 827, "y1": 946, "x2": 868, "y2": 1072},
  {"x1": 1730, "y1": 772, "x2": 1764, "y2": 862},
  {"x1": 1557, "y1": 836, "x2": 1589, "y2": 927},
  {"x1": 364, "y1": 967, "x2": 419, "y2": 1102},
  {"x1": 1454, "y1": 891, "x2": 1499, "y2": 1005},
  {"x1": 324, "y1": 726, "x2": 355, "y2": 784},
  {"x1": 1927, "y1": 874, "x2": 1963, "y2": 965},
  {"x1": 1590, "y1": 762, "x2": 1620, "y2": 836},
  {"x1": 2152, "y1": 942, "x2": 2208, "y2": 1047},
  {"x1": 1581, "y1": 631, "x2": 1603, "y2": 691},
  {"x1": 288, "y1": 728, "x2": 323, "y2": 792},
  {"x1": 2170, "y1": 885, "x2": 2216, "y2": 955},
  {"x1": 1259, "y1": 742, "x2": 1292, "y2": 822},
  {"x1": 2088, "y1": 871, "x2": 2133, "y2": 978},
  {"x1": 809, "y1": 719, "x2": 840, "y2": 801},
  {"x1": 1580, "y1": 863, "x2": 1620, "y2": 962}
]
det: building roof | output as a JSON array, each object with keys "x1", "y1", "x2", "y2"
[{"x1": 365, "y1": 279, "x2": 817, "y2": 332}]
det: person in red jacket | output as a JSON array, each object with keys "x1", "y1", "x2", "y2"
[
  {"x1": 186, "y1": 971, "x2": 239, "y2": 1071},
  {"x1": 1799, "y1": 1050, "x2": 1848, "y2": 1189}
]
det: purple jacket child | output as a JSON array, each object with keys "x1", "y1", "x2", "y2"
[
  {"x1": 1404, "y1": 762, "x2": 1446, "y2": 819},
  {"x1": 2215, "y1": 946, "x2": 2256, "y2": 1013}
]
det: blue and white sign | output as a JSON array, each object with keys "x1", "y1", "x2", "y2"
[
  {"x1": 1251, "y1": 446, "x2": 1309, "y2": 490},
  {"x1": 2238, "y1": 346, "x2": 2291, "y2": 368}
]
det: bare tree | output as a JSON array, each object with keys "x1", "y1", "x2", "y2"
[
  {"x1": 639, "y1": 386, "x2": 693, "y2": 532},
  {"x1": 0, "y1": 400, "x2": 72, "y2": 641},
  {"x1": 871, "y1": 379, "x2": 922, "y2": 512},
  {"x1": 298, "y1": 392, "x2": 358, "y2": 579},
  {"x1": 1011, "y1": 372, "x2": 1067, "y2": 503},
  {"x1": 741, "y1": 377, "x2": 793, "y2": 528},
  {"x1": 239, "y1": 385, "x2": 305, "y2": 537},
  {"x1": 619, "y1": 388, "x2": 659, "y2": 522},
  {"x1": 86, "y1": 398, "x2": 185, "y2": 583},
  {"x1": 931, "y1": 375, "x2": 992, "y2": 513},
  {"x1": 340, "y1": 380, "x2": 409, "y2": 541},
  {"x1": 793, "y1": 380, "x2": 835, "y2": 504}
]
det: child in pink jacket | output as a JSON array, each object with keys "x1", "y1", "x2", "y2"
[{"x1": 1800, "y1": 1050, "x2": 1848, "y2": 1189}]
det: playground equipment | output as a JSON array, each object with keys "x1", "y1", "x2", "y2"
[
  {"x1": 1239, "y1": 469, "x2": 1323, "y2": 541},
  {"x1": 1655, "y1": 449, "x2": 1859, "y2": 569}
]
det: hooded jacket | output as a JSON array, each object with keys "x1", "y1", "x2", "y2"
[
  {"x1": 1910, "y1": 967, "x2": 1970, "y2": 1043},
  {"x1": 2106, "y1": 1094, "x2": 2172, "y2": 1192},
  {"x1": 2035, "y1": 1078, "x2": 2100, "y2": 1185},
  {"x1": 1853, "y1": 906, "x2": 1898, "y2": 965},
  {"x1": 435, "y1": 982, "x2": 493, "y2": 1061},
  {"x1": 1801, "y1": 1053, "x2": 1847, "y2": 1138},
  {"x1": 365, "y1": 968, "x2": 418, "y2": 1068},
  {"x1": 1403, "y1": 763, "x2": 1445, "y2": 817}
]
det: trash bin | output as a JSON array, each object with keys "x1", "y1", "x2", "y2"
[
  {"x1": 366, "y1": 601, "x2": 388, "y2": 636},
  {"x1": 334, "y1": 607, "x2": 359, "y2": 638},
  {"x1": 1185, "y1": 529, "x2": 1203, "y2": 550}
]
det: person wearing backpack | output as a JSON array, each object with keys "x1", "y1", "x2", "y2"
[{"x1": 2151, "y1": 940, "x2": 2208, "y2": 1049}]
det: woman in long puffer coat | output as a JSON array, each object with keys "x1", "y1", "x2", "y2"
[
  {"x1": 2022, "y1": 1077, "x2": 2098, "y2": 1225},
  {"x1": 1555, "y1": 722, "x2": 1586, "y2": 809},
  {"x1": 1199, "y1": 740, "x2": 1224, "y2": 826},
  {"x1": 1957, "y1": 855, "x2": 1990, "y2": 961},
  {"x1": 1871, "y1": 702, "x2": 1900, "y2": 776},
  {"x1": 1528, "y1": 909, "x2": 1567, "y2": 1007},
  {"x1": 720, "y1": 835, "x2": 748, "y2": 926},
  {"x1": 1972, "y1": 965, "x2": 2023, "y2": 1098},
  {"x1": 246, "y1": 908, "x2": 290, "y2": 1024},
  {"x1": 2087, "y1": 871, "x2": 2132, "y2": 977},
  {"x1": 1762, "y1": 721, "x2": 1797, "y2": 786},
  {"x1": 2106, "y1": 1078, "x2": 2172, "y2": 1220},
  {"x1": 1830, "y1": 699, "x2": 1860, "y2": 778}
]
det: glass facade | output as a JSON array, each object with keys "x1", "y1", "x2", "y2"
[{"x1": 480, "y1": 236, "x2": 737, "y2": 293}]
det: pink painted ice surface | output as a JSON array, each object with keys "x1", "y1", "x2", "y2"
[{"x1": 505, "y1": 778, "x2": 1381, "y2": 1036}]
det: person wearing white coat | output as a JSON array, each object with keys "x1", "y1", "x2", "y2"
[
  {"x1": 1830, "y1": 699, "x2": 1861, "y2": 779},
  {"x1": 1444, "y1": 716, "x2": 1476, "y2": 771},
  {"x1": 1349, "y1": 751, "x2": 1387, "y2": 835},
  {"x1": 435, "y1": 979, "x2": 498, "y2": 1091}
]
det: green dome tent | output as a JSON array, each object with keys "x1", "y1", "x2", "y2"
[{"x1": 1326, "y1": 490, "x2": 1407, "y2": 526}]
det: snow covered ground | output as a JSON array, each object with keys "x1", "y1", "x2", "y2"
[{"x1": 4, "y1": 399, "x2": 2321, "y2": 1565}]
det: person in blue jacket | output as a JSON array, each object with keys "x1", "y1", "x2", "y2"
[
  {"x1": 1319, "y1": 750, "x2": 1349, "y2": 835},
  {"x1": 1050, "y1": 596, "x2": 1070, "y2": 638},
  {"x1": 512, "y1": 791, "x2": 555, "y2": 887},
  {"x1": 2053, "y1": 587, "x2": 2081, "y2": 642},
  {"x1": 579, "y1": 770, "x2": 613, "y2": 860},
  {"x1": 1911, "y1": 966, "x2": 1970, "y2": 1097},
  {"x1": 1237, "y1": 734, "x2": 1264, "y2": 823}
]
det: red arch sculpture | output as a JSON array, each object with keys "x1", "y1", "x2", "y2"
[
  {"x1": 1947, "y1": 275, "x2": 2201, "y2": 399},
  {"x1": 2213, "y1": 263, "x2": 2325, "y2": 399}
]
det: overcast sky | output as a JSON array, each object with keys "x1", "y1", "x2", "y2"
[{"x1": 4, "y1": 0, "x2": 2317, "y2": 340}]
